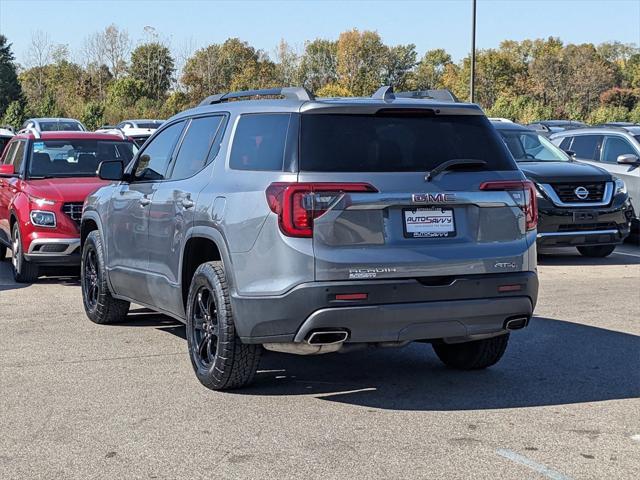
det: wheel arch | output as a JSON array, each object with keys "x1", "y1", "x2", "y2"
[
  {"x1": 80, "y1": 212, "x2": 103, "y2": 246},
  {"x1": 180, "y1": 226, "x2": 235, "y2": 309}
]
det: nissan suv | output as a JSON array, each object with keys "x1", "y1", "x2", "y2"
[
  {"x1": 493, "y1": 121, "x2": 633, "y2": 257},
  {"x1": 0, "y1": 130, "x2": 136, "y2": 281},
  {"x1": 80, "y1": 86, "x2": 539, "y2": 390},
  {"x1": 550, "y1": 126, "x2": 640, "y2": 235}
]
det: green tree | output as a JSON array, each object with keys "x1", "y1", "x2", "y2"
[
  {"x1": 181, "y1": 38, "x2": 276, "y2": 101},
  {"x1": 299, "y1": 39, "x2": 338, "y2": 92},
  {"x1": 275, "y1": 40, "x2": 301, "y2": 86},
  {"x1": 413, "y1": 49, "x2": 453, "y2": 89},
  {"x1": 1, "y1": 100, "x2": 27, "y2": 130},
  {"x1": 81, "y1": 101, "x2": 105, "y2": 130},
  {"x1": 336, "y1": 29, "x2": 388, "y2": 96},
  {"x1": 162, "y1": 91, "x2": 191, "y2": 117},
  {"x1": 130, "y1": 42, "x2": 175, "y2": 100},
  {"x1": 0, "y1": 35, "x2": 23, "y2": 118},
  {"x1": 106, "y1": 77, "x2": 146, "y2": 107},
  {"x1": 315, "y1": 83, "x2": 353, "y2": 97},
  {"x1": 587, "y1": 105, "x2": 630, "y2": 124},
  {"x1": 382, "y1": 44, "x2": 417, "y2": 90}
]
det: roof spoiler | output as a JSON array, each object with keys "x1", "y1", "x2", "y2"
[{"x1": 199, "y1": 87, "x2": 315, "y2": 106}]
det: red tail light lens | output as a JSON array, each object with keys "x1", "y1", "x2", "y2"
[
  {"x1": 479, "y1": 180, "x2": 538, "y2": 231},
  {"x1": 266, "y1": 182, "x2": 378, "y2": 237}
]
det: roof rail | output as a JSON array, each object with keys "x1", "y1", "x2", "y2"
[
  {"x1": 199, "y1": 87, "x2": 314, "y2": 106},
  {"x1": 371, "y1": 85, "x2": 395, "y2": 101},
  {"x1": 395, "y1": 89, "x2": 459, "y2": 103},
  {"x1": 18, "y1": 127, "x2": 41, "y2": 139}
]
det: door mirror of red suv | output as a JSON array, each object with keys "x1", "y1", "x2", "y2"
[
  {"x1": 98, "y1": 161, "x2": 124, "y2": 181},
  {"x1": 0, "y1": 164, "x2": 15, "y2": 176}
]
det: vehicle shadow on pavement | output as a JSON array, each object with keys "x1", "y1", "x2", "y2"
[
  {"x1": 238, "y1": 317, "x2": 640, "y2": 411},
  {"x1": 120, "y1": 308, "x2": 187, "y2": 339},
  {"x1": 538, "y1": 249, "x2": 640, "y2": 266},
  {"x1": 0, "y1": 260, "x2": 30, "y2": 292},
  {"x1": 0, "y1": 261, "x2": 81, "y2": 290}
]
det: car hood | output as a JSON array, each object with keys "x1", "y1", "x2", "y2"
[
  {"x1": 25, "y1": 177, "x2": 108, "y2": 203},
  {"x1": 517, "y1": 161, "x2": 612, "y2": 183}
]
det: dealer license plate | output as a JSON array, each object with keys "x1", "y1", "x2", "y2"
[{"x1": 403, "y1": 208, "x2": 456, "y2": 238}]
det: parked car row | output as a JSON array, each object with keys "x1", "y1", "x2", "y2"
[
  {"x1": 492, "y1": 121, "x2": 635, "y2": 257},
  {"x1": 0, "y1": 89, "x2": 635, "y2": 392}
]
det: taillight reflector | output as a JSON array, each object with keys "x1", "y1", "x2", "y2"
[
  {"x1": 498, "y1": 284, "x2": 523, "y2": 293},
  {"x1": 334, "y1": 293, "x2": 368, "y2": 301},
  {"x1": 266, "y1": 183, "x2": 377, "y2": 238}
]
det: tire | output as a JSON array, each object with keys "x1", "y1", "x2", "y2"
[
  {"x1": 577, "y1": 245, "x2": 616, "y2": 258},
  {"x1": 0, "y1": 243, "x2": 6, "y2": 261},
  {"x1": 81, "y1": 230, "x2": 129, "y2": 324},
  {"x1": 11, "y1": 224, "x2": 39, "y2": 283},
  {"x1": 186, "y1": 261, "x2": 261, "y2": 391},
  {"x1": 433, "y1": 334, "x2": 510, "y2": 370}
]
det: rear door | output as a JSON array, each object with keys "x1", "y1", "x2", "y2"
[
  {"x1": 297, "y1": 111, "x2": 533, "y2": 281},
  {"x1": 146, "y1": 114, "x2": 226, "y2": 316}
]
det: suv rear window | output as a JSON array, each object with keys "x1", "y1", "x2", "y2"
[
  {"x1": 229, "y1": 114, "x2": 291, "y2": 171},
  {"x1": 299, "y1": 114, "x2": 514, "y2": 172}
]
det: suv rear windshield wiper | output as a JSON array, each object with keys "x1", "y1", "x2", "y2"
[{"x1": 426, "y1": 158, "x2": 488, "y2": 182}]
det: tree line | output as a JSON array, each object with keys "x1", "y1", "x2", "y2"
[{"x1": 1, "y1": 25, "x2": 639, "y2": 130}]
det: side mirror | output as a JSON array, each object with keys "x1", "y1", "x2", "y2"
[
  {"x1": 563, "y1": 149, "x2": 576, "y2": 157},
  {"x1": 0, "y1": 164, "x2": 15, "y2": 176},
  {"x1": 617, "y1": 153, "x2": 640, "y2": 165},
  {"x1": 98, "y1": 160, "x2": 124, "y2": 181}
]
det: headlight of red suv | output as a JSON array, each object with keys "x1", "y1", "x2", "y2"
[{"x1": 30, "y1": 210, "x2": 56, "y2": 227}]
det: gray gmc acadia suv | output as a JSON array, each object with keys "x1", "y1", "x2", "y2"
[{"x1": 80, "y1": 86, "x2": 539, "y2": 390}]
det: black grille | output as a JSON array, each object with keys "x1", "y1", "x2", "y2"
[
  {"x1": 551, "y1": 183, "x2": 606, "y2": 203},
  {"x1": 558, "y1": 222, "x2": 617, "y2": 232},
  {"x1": 62, "y1": 202, "x2": 83, "y2": 225}
]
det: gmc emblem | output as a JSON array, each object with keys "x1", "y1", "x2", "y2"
[{"x1": 412, "y1": 193, "x2": 456, "y2": 203}]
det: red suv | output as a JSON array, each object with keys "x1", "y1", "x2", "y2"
[{"x1": 0, "y1": 131, "x2": 136, "y2": 282}]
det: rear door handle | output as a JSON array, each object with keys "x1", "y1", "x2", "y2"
[
  {"x1": 181, "y1": 198, "x2": 195, "y2": 209},
  {"x1": 139, "y1": 197, "x2": 151, "y2": 207}
]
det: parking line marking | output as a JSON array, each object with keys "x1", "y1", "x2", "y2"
[
  {"x1": 613, "y1": 251, "x2": 640, "y2": 259},
  {"x1": 631, "y1": 434, "x2": 640, "y2": 442},
  {"x1": 496, "y1": 449, "x2": 572, "y2": 480}
]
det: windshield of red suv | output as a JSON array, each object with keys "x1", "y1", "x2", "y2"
[{"x1": 28, "y1": 139, "x2": 136, "y2": 178}]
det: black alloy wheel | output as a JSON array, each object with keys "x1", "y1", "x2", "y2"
[{"x1": 190, "y1": 286, "x2": 220, "y2": 370}]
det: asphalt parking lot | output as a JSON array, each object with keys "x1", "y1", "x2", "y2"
[{"x1": 1, "y1": 245, "x2": 639, "y2": 480}]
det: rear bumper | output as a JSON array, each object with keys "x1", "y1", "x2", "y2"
[{"x1": 232, "y1": 272, "x2": 538, "y2": 344}]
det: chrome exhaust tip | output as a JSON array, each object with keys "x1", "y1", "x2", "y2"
[
  {"x1": 306, "y1": 330, "x2": 349, "y2": 345},
  {"x1": 504, "y1": 316, "x2": 529, "y2": 331}
]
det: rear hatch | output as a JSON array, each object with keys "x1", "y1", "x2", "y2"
[{"x1": 295, "y1": 109, "x2": 536, "y2": 281}]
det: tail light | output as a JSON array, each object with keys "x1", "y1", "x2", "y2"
[
  {"x1": 266, "y1": 182, "x2": 378, "y2": 238},
  {"x1": 479, "y1": 180, "x2": 538, "y2": 231}
]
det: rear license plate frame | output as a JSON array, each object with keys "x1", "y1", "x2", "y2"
[{"x1": 402, "y1": 207, "x2": 456, "y2": 239}]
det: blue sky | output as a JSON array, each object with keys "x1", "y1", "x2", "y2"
[{"x1": 1, "y1": 0, "x2": 639, "y2": 66}]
